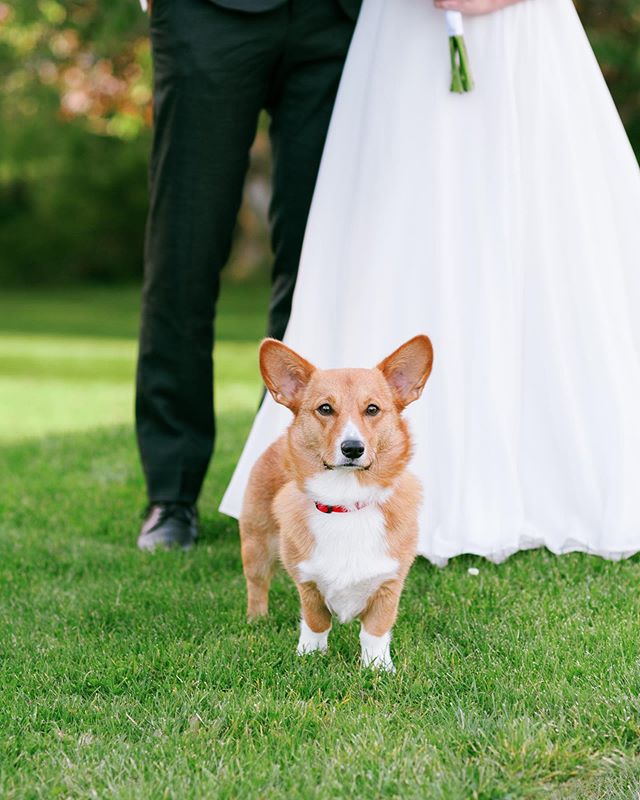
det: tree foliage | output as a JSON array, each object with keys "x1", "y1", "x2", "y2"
[
  {"x1": 0, "y1": 0, "x2": 638, "y2": 285},
  {"x1": 0, "y1": 1, "x2": 152, "y2": 283},
  {"x1": 576, "y1": 0, "x2": 640, "y2": 149}
]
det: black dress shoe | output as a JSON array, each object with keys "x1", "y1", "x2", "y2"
[{"x1": 137, "y1": 503, "x2": 199, "y2": 552}]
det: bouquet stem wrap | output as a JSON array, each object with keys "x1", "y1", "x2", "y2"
[{"x1": 446, "y1": 11, "x2": 474, "y2": 93}]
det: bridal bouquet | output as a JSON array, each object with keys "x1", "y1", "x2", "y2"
[{"x1": 446, "y1": 11, "x2": 474, "y2": 93}]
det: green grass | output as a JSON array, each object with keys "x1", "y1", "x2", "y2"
[
  {"x1": 2, "y1": 282, "x2": 640, "y2": 798},
  {"x1": 0, "y1": 283, "x2": 265, "y2": 441}
]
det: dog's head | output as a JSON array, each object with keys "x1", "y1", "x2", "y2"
[{"x1": 260, "y1": 335, "x2": 433, "y2": 497}]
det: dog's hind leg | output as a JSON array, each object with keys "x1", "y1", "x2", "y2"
[
  {"x1": 239, "y1": 438, "x2": 288, "y2": 620},
  {"x1": 240, "y1": 515, "x2": 278, "y2": 620}
]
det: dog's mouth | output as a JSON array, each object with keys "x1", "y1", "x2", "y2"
[{"x1": 323, "y1": 461, "x2": 372, "y2": 471}]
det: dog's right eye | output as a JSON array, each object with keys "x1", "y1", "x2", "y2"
[{"x1": 317, "y1": 403, "x2": 333, "y2": 416}]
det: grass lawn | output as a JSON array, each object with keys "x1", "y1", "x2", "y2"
[{"x1": 1, "y1": 281, "x2": 640, "y2": 798}]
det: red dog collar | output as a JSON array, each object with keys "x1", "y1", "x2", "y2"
[{"x1": 314, "y1": 501, "x2": 369, "y2": 514}]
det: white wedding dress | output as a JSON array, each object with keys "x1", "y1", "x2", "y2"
[{"x1": 220, "y1": 0, "x2": 640, "y2": 565}]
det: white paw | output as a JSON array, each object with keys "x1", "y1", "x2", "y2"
[
  {"x1": 361, "y1": 650, "x2": 396, "y2": 673},
  {"x1": 296, "y1": 619, "x2": 330, "y2": 655},
  {"x1": 360, "y1": 628, "x2": 395, "y2": 673}
]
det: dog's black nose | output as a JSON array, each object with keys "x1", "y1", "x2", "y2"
[{"x1": 341, "y1": 440, "x2": 365, "y2": 460}]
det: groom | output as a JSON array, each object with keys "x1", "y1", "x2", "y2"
[{"x1": 136, "y1": 0, "x2": 361, "y2": 550}]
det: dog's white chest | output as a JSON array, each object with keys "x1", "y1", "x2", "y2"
[{"x1": 297, "y1": 505, "x2": 399, "y2": 624}]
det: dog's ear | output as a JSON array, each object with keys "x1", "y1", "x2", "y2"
[
  {"x1": 260, "y1": 339, "x2": 316, "y2": 412},
  {"x1": 377, "y1": 335, "x2": 434, "y2": 409}
]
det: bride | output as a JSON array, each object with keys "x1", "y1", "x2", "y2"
[{"x1": 221, "y1": 0, "x2": 640, "y2": 566}]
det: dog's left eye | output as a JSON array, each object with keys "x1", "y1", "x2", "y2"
[
  {"x1": 365, "y1": 404, "x2": 380, "y2": 416},
  {"x1": 317, "y1": 403, "x2": 333, "y2": 416}
]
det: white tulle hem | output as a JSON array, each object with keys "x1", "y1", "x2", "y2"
[{"x1": 421, "y1": 530, "x2": 639, "y2": 567}]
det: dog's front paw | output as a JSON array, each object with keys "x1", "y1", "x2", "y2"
[
  {"x1": 362, "y1": 653, "x2": 396, "y2": 673},
  {"x1": 360, "y1": 628, "x2": 395, "y2": 673},
  {"x1": 297, "y1": 619, "x2": 330, "y2": 655}
]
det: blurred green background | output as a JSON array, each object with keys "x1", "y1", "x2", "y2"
[{"x1": 1, "y1": 0, "x2": 639, "y2": 288}]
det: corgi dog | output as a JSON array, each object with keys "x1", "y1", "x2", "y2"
[{"x1": 239, "y1": 335, "x2": 434, "y2": 672}]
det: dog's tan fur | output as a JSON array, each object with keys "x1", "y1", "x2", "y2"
[{"x1": 239, "y1": 335, "x2": 433, "y2": 665}]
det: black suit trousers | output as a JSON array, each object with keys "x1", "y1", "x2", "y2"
[{"x1": 136, "y1": 0, "x2": 356, "y2": 503}]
